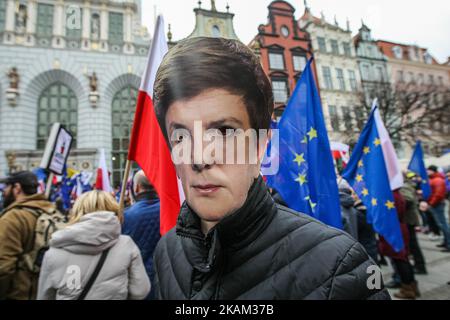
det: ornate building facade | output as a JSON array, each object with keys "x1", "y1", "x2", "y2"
[
  {"x1": 376, "y1": 40, "x2": 450, "y2": 157},
  {"x1": 0, "y1": 0, "x2": 150, "y2": 186},
  {"x1": 353, "y1": 22, "x2": 390, "y2": 107},
  {"x1": 299, "y1": 6, "x2": 363, "y2": 142},
  {"x1": 249, "y1": 0, "x2": 312, "y2": 118}
]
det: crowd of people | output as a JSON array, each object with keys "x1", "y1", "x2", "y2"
[
  {"x1": 0, "y1": 37, "x2": 449, "y2": 301},
  {"x1": 334, "y1": 165, "x2": 450, "y2": 299},
  {"x1": 0, "y1": 169, "x2": 160, "y2": 300}
]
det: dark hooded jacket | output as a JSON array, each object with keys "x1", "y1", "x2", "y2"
[{"x1": 153, "y1": 177, "x2": 390, "y2": 300}]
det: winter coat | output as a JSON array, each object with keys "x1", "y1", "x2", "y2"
[
  {"x1": 153, "y1": 177, "x2": 390, "y2": 300},
  {"x1": 354, "y1": 200, "x2": 378, "y2": 263},
  {"x1": 339, "y1": 191, "x2": 359, "y2": 240},
  {"x1": 429, "y1": 173, "x2": 447, "y2": 207},
  {"x1": 123, "y1": 194, "x2": 160, "y2": 298},
  {"x1": 0, "y1": 194, "x2": 56, "y2": 300},
  {"x1": 37, "y1": 211, "x2": 150, "y2": 300},
  {"x1": 400, "y1": 183, "x2": 420, "y2": 226},
  {"x1": 378, "y1": 191, "x2": 410, "y2": 261}
]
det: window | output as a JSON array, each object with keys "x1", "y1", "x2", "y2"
[
  {"x1": 109, "y1": 12, "x2": 124, "y2": 44},
  {"x1": 397, "y1": 70, "x2": 404, "y2": 83},
  {"x1": 343, "y1": 42, "x2": 351, "y2": 57},
  {"x1": 0, "y1": 0, "x2": 6, "y2": 32},
  {"x1": 429, "y1": 75, "x2": 435, "y2": 85},
  {"x1": 37, "y1": 83, "x2": 77, "y2": 150},
  {"x1": 336, "y1": 68, "x2": 346, "y2": 91},
  {"x1": 348, "y1": 70, "x2": 357, "y2": 91},
  {"x1": 392, "y1": 46, "x2": 403, "y2": 59},
  {"x1": 322, "y1": 66, "x2": 333, "y2": 90},
  {"x1": 317, "y1": 37, "x2": 327, "y2": 52},
  {"x1": 280, "y1": 26, "x2": 289, "y2": 38},
  {"x1": 362, "y1": 65, "x2": 370, "y2": 81},
  {"x1": 424, "y1": 53, "x2": 433, "y2": 64},
  {"x1": 408, "y1": 72, "x2": 415, "y2": 83},
  {"x1": 212, "y1": 25, "x2": 221, "y2": 37},
  {"x1": 272, "y1": 80, "x2": 288, "y2": 103},
  {"x1": 376, "y1": 66, "x2": 385, "y2": 82},
  {"x1": 269, "y1": 52, "x2": 285, "y2": 70},
  {"x1": 66, "y1": 8, "x2": 82, "y2": 39},
  {"x1": 367, "y1": 47, "x2": 374, "y2": 58},
  {"x1": 341, "y1": 106, "x2": 353, "y2": 131},
  {"x1": 330, "y1": 40, "x2": 339, "y2": 55},
  {"x1": 418, "y1": 74, "x2": 424, "y2": 85},
  {"x1": 112, "y1": 86, "x2": 138, "y2": 186},
  {"x1": 293, "y1": 55, "x2": 307, "y2": 72},
  {"x1": 328, "y1": 105, "x2": 339, "y2": 131},
  {"x1": 438, "y1": 76, "x2": 444, "y2": 86},
  {"x1": 37, "y1": 4, "x2": 54, "y2": 37},
  {"x1": 354, "y1": 107, "x2": 365, "y2": 130}
]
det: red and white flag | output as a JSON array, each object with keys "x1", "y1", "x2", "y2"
[
  {"x1": 128, "y1": 15, "x2": 184, "y2": 235},
  {"x1": 372, "y1": 99, "x2": 404, "y2": 191},
  {"x1": 95, "y1": 148, "x2": 112, "y2": 193}
]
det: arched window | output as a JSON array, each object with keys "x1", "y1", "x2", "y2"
[
  {"x1": 212, "y1": 25, "x2": 221, "y2": 38},
  {"x1": 37, "y1": 82, "x2": 77, "y2": 150},
  {"x1": 111, "y1": 86, "x2": 138, "y2": 186}
]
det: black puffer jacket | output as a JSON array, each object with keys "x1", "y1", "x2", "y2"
[{"x1": 153, "y1": 177, "x2": 390, "y2": 300}]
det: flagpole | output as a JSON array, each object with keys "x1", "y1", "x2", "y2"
[
  {"x1": 119, "y1": 159, "x2": 132, "y2": 214},
  {"x1": 45, "y1": 172, "x2": 54, "y2": 199}
]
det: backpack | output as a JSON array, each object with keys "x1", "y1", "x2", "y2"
[{"x1": 16, "y1": 206, "x2": 68, "y2": 274}]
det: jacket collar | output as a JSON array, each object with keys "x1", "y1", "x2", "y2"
[{"x1": 175, "y1": 176, "x2": 277, "y2": 270}]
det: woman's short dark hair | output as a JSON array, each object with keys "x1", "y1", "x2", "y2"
[{"x1": 153, "y1": 37, "x2": 274, "y2": 139}]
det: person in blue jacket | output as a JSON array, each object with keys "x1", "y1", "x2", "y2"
[{"x1": 122, "y1": 170, "x2": 160, "y2": 299}]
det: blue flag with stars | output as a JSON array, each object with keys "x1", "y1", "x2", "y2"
[
  {"x1": 408, "y1": 141, "x2": 431, "y2": 201},
  {"x1": 342, "y1": 107, "x2": 404, "y2": 252},
  {"x1": 265, "y1": 58, "x2": 342, "y2": 229}
]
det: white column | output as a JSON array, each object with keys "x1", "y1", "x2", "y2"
[
  {"x1": 82, "y1": 2, "x2": 90, "y2": 39},
  {"x1": 124, "y1": 7, "x2": 132, "y2": 43},
  {"x1": 53, "y1": 1, "x2": 64, "y2": 37},
  {"x1": 100, "y1": 5, "x2": 108, "y2": 41},
  {"x1": 26, "y1": 0, "x2": 37, "y2": 34},
  {"x1": 5, "y1": 0, "x2": 15, "y2": 32}
]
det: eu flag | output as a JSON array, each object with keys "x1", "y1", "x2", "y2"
[
  {"x1": 265, "y1": 58, "x2": 342, "y2": 229},
  {"x1": 342, "y1": 108, "x2": 404, "y2": 252},
  {"x1": 408, "y1": 141, "x2": 431, "y2": 201}
]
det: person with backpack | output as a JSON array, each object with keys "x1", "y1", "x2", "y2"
[
  {"x1": 37, "y1": 190, "x2": 150, "y2": 300},
  {"x1": 0, "y1": 171, "x2": 60, "y2": 300}
]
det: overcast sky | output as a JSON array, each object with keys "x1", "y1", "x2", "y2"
[{"x1": 141, "y1": 0, "x2": 450, "y2": 63}]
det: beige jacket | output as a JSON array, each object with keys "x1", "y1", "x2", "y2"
[
  {"x1": 0, "y1": 194, "x2": 56, "y2": 300},
  {"x1": 37, "y1": 211, "x2": 150, "y2": 300}
]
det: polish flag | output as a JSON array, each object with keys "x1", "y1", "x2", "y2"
[
  {"x1": 128, "y1": 15, "x2": 184, "y2": 235},
  {"x1": 372, "y1": 99, "x2": 404, "y2": 191},
  {"x1": 95, "y1": 148, "x2": 112, "y2": 193}
]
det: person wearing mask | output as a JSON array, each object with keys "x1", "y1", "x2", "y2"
[
  {"x1": 151, "y1": 37, "x2": 390, "y2": 300},
  {"x1": 37, "y1": 190, "x2": 150, "y2": 300}
]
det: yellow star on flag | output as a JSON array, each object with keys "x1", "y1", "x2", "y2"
[
  {"x1": 362, "y1": 188, "x2": 369, "y2": 197},
  {"x1": 309, "y1": 200, "x2": 317, "y2": 211},
  {"x1": 374, "y1": 138, "x2": 381, "y2": 147},
  {"x1": 422, "y1": 180, "x2": 428, "y2": 184},
  {"x1": 307, "y1": 127, "x2": 318, "y2": 141},
  {"x1": 358, "y1": 160, "x2": 364, "y2": 168},
  {"x1": 356, "y1": 174, "x2": 363, "y2": 182},
  {"x1": 364, "y1": 146, "x2": 370, "y2": 155},
  {"x1": 295, "y1": 173, "x2": 307, "y2": 186},
  {"x1": 301, "y1": 136, "x2": 308, "y2": 144},
  {"x1": 371, "y1": 198, "x2": 378, "y2": 206},
  {"x1": 293, "y1": 153, "x2": 305, "y2": 166},
  {"x1": 385, "y1": 200, "x2": 395, "y2": 210}
]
